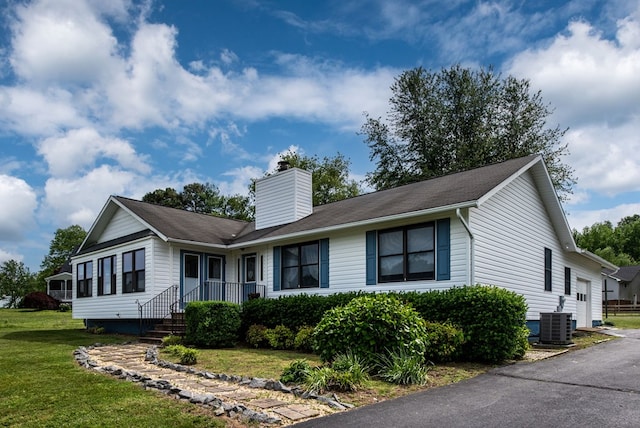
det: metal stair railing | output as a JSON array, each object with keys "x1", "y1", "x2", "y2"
[
  {"x1": 182, "y1": 281, "x2": 266, "y2": 306},
  {"x1": 137, "y1": 284, "x2": 178, "y2": 335}
]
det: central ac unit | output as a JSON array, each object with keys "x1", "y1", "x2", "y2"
[{"x1": 539, "y1": 312, "x2": 572, "y2": 345}]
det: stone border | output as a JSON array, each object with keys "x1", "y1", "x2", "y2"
[{"x1": 74, "y1": 343, "x2": 352, "y2": 424}]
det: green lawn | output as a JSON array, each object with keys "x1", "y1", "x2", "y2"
[
  {"x1": 602, "y1": 313, "x2": 640, "y2": 329},
  {"x1": 0, "y1": 309, "x2": 225, "y2": 428}
]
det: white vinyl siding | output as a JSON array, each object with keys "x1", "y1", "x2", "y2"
[
  {"x1": 472, "y1": 171, "x2": 603, "y2": 322},
  {"x1": 255, "y1": 168, "x2": 312, "y2": 230},
  {"x1": 266, "y1": 214, "x2": 468, "y2": 298},
  {"x1": 99, "y1": 208, "x2": 146, "y2": 243},
  {"x1": 72, "y1": 237, "x2": 161, "y2": 320}
]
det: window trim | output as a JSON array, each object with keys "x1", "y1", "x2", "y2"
[
  {"x1": 544, "y1": 248, "x2": 552, "y2": 292},
  {"x1": 377, "y1": 222, "x2": 435, "y2": 283},
  {"x1": 77, "y1": 261, "x2": 93, "y2": 298},
  {"x1": 281, "y1": 241, "x2": 320, "y2": 290},
  {"x1": 123, "y1": 248, "x2": 145, "y2": 293},
  {"x1": 98, "y1": 255, "x2": 117, "y2": 296}
]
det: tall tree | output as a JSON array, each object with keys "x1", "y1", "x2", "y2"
[
  {"x1": 40, "y1": 225, "x2": 87, "y2": 279},
  {"x1": 0, "y1": 260, "x2": 36, "y2": 308},
  {"x1": 142, "y1": 183, "x2": 253, "y2": 221},
  {"x1": 276, "y1": 151, "x2": 361, "y2": 206},
  {"x1": 574, "y1": 216, "x2": 640, "y2": 266},
  {"x1": 361, "y1": 65, "x2": 575, "y2": 200},
  {"x1": 142, "y1": 187, "x2": 183, "y2": 208}
]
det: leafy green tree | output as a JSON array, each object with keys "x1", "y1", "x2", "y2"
[
  {"x1": 181, "y1": 183, "x2": 225, "y2": 214},
  {"x1": 142, "y1": 187, "x2": 183, "y2": 208},
  {"x1": 361, "y1": 65, "x2": 575, "y2": 200},
  {"x1": 39, "y1": 225, "x2": 87, "y2": 281},
  {"x1": 616, "y1": 215, "x2": 640, "y2": 262},
  {"x1": 574, "y1": 218, "x2": 640, "y2": 266},
  {"x1": 0, "y1": 260, "x2": 36, "y2": 308},
  {"x1": 142, "y1": 183, "x2": 254, "y2": 221},
  {"x1": 273, "y1": 151, "x2": 361, "y2": 206}
]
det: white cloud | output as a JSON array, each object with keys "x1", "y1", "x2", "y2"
[
  {"x1": 219, "y1": 166, "x2": 264, "y2": 196},
  {"x1": 9, "y1": 0, "x2": 121, "y2": 85},
  {"x1": 567, "y1": 202, "x2": 640, "y2": 232},
  {"x1": 0, "y1": 248, "x2": 24, "y2": 264},
  {"x1": 38, "y1": 128, "x2": 150, "y2": 178},
  {"x1": 0, "y1": 175, "x2": 37, "y2": 241},
  {"x1": 42, "y1": 165, "x2": 138, "y2": 227},
  {"x1": 506, "y1": 15, "x2": 640, "y2": 197}
]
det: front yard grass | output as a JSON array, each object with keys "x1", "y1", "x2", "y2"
[
  {"x1": 1, "y1": 309, "x2": 617, "y2": 427},
  {"x1": 602, "y1": 313, "x2": 640, "y2": 329},
  {"x1": 0, "y1": 309, "x2": 224, "y2": 428}
]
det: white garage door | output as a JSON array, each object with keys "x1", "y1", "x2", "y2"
[{"x1": 576, "y1": 279, "x2": 590, "y2": 328}]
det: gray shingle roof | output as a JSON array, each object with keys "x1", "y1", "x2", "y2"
[
  {"x1": 609, "y1": 265, "x2": 640, "y2": 282},
  {"x1": 114, "y1": 155, "x2": 539, "y2": 246},
  {"x1": 114, "y1": 197, "x2": 249, "y2": 245}
]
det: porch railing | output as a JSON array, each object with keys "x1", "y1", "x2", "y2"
[
  {"x1": 137, "y1": 285, "x2": 179, "y2": 335},
  {"x1": 48, "y1": 289, "x2": 73, "y2": 302},
  {"x1": 182, "y1": 281, "x2": 266, "y2": 307}
]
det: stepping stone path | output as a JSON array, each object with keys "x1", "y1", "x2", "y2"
[{"x1": 75, "y1": 343, "x2": 350, "y2": 426}]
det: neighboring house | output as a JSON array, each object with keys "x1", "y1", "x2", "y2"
[
  {"x1": 45, "y1": 260, "x2": 73, "y2": 303},
  {"x1": 71, "y1": 155, "x2": 615, "y2": 335},
  {"x1": 602, "y1": 266, "x2": 640, "y2": 306}
]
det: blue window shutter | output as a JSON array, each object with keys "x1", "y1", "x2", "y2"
[
  {"x1": 437, "y1": 219, "x2": 450, "y2": 281},
  {"x1": 273, "y1": 246, "x2": 281, "y2": 291},
  {"x1": 320, "y1": 239, "x2": 329, "y2": 288},
  {"x1": 366, "y1": 231, "x2": 377, "y2": 285}
]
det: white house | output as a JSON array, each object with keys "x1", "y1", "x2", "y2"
[
  {"x1": 602, "y1": 266, "x2": 640, "y2": 306},
  {"x1": 71, "y1": 155, "x2": 615, "y2": 335}
]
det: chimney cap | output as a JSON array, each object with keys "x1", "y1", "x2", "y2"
[{"x1": 277, "y1": 160, "x2": 290, "y2": 172}]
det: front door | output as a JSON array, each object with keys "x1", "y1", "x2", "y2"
[
  {"x1": 183, "y1": 253, "x2": 200, "y2": 302},
  {"x1": 243, "y1": 254, "x2": 257, "y2": 301},
  {"x1": 576, "y1": 279, "x2": 590, "y2": 328},
  {"x1": 206, "y1": 256, "x2": 224, "y2": 300}
]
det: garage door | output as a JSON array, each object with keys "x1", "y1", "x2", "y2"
[{"x1": 576, "y1": 279, "x2": 590, "y2": 328}]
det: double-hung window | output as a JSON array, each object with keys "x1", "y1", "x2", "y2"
[
  {"x1": 77, "y1": 261, "x2": 93, "y2": 298},
  {"x1": 378, "y1": 223, "x2": 435, "y2": 282},
  {"x1": 123, "y1": 249, "x2": 145, "y2": 293},
  {"x1": 98, "y1": 255, "x2": 117, "y2": 296},
  {"x1": 282, "y1": 242, "x2": 319, "y2": 289}
]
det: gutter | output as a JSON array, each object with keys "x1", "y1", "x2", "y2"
[{"x1": 456, "y1": 208, "x2": 474, "y2": 286}]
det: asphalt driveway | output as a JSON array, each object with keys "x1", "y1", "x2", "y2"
[{"x1": 293, "y1": 329, "x2": 640, "y2": 427}]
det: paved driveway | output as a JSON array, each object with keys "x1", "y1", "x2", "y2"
[{"x1": 293, "y1": 330, "x2": 640, "y2": 427}]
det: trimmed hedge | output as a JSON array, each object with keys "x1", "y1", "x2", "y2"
[
  {"x1": 185, "y1": 301, "x2": 241, "y2": 348},
  {"x1": 240, "y1": 292, "x2": 364, "y2": 334},
  {"x1": 403, "y1": 285, "x2": 528, "y2": 363}
]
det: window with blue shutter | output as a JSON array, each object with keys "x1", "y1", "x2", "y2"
[{"x1": 273, "y1": 240, "x2": 328, "y2": 290}]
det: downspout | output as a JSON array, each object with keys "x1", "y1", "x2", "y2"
[{"x1": 456, "y1": 208, "x2": 474, "y2": 286}]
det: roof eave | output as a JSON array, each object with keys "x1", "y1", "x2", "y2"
[
  {"x1": 578, "y1": 249, "x2": 618, "y2": 270},
  {"x1": 228, "y1": 200, "x2": 478, "y2": 248}
]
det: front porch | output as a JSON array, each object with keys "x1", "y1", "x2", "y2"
[{"x1": 137, "y1": 281, "x2": 266, "y2": 336}]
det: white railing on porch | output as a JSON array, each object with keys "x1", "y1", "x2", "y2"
[
  {"x1": 182, "y1": 281, "x2": 266, "y2": 307},
  {"x1": 48, "y1": 289, "x2": 73, "y2": 302}
]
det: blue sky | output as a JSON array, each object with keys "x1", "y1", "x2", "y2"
[{"x1": 1, "y1": 0, "x2": 639, "y2": 272}]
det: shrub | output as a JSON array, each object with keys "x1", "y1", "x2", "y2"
[
  {"x1": 164, "y1": 344, "x2": 198, "y2": 365},
  {"x1": 185, "y1": 301, "x2": 241, "y2": 348},
  {"x1": 280, "y1": 359, "x2": 312, "y2": 384},
  {"x1": 58, "y1": 303, "x2": 71, "y2": 312},
  {"x1": 376, "y1": 348, "x2": 430, "y2": 385},
  {"x1": 304, "y1": 367, "x2": 335, "y2": 394},
  {"x1": 304, "y1": 357, "x2": 370, "y2": 393},
  {"x1": 266, "y1": 325, "x2": 295, "y2": 350},
  {"x1": 240, "y1": 292, "x2": 364, "y2": 335},
  {"x1": 21, "y1": 292, "x2": 60, "y2": 310},
  {"x1": 403, "y1": 285, "x2": 529, "y2": 363},
  {"x1": 423, "y1": 321, "x2": 465, "y2": 362},
  {"x1": 313, "y1": 294, "x2": 427, "y2": 365},
  {"x1": 294, "y1": 326, "x2": 315, "y2": 352},
  {"x1": 246, "y1": 324, "x2": 270, "y2": 348},
  {"x1": 162, "y1": 335, "x2": 183, "y2": 347}
]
